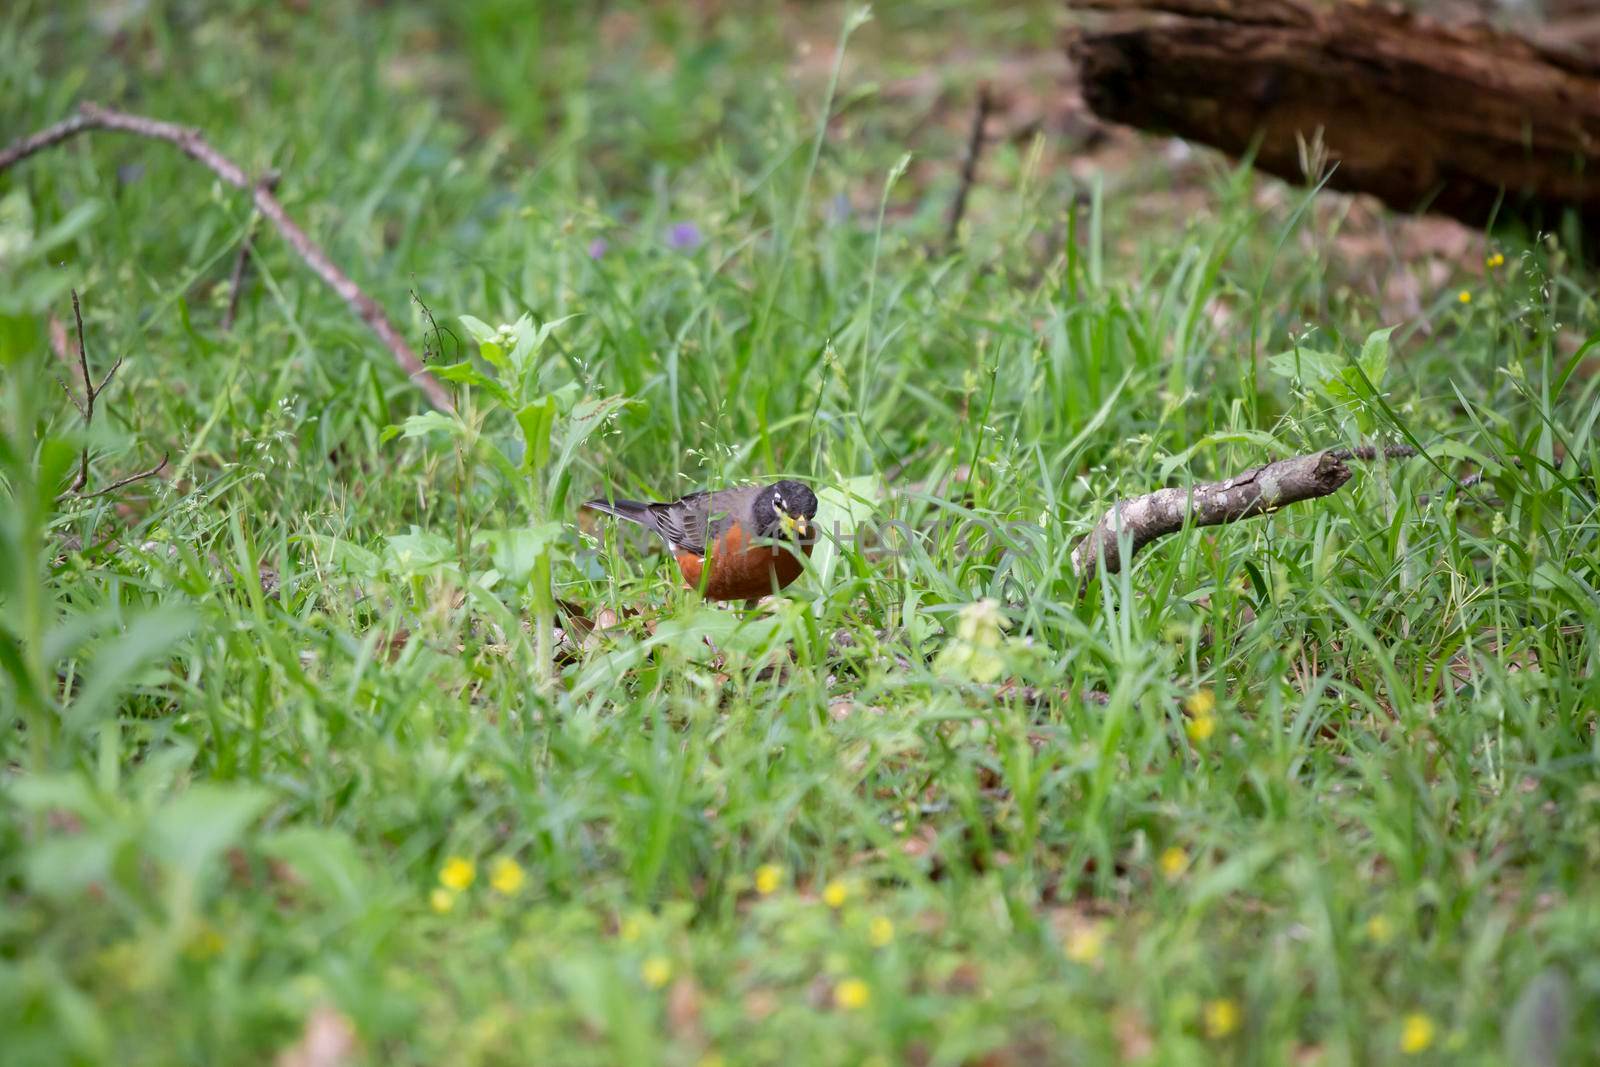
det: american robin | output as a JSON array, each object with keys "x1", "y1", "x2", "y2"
[{"x1": 584, "y1": 479, "x2": 819, "y2": 601}]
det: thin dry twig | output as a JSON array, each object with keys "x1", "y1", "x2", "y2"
[
  {"x1": 944, "y1": 82, "x2": 995, "y2": 250},
  {"x1": 1071, "y1": 444, "x2": 1419, "y2": 586},
  {"x1": 79, "y1": 456, "x2": 171, "y2": 500},
  {"x1": 0, "y1": 103, "x2": 451, "y2": 411},
  {"x1": 56, "y1": 289, "x2": 169, "y2": 501},
  {"x1": 222, "y1": 169, "x2": 280, "y2": 332}
]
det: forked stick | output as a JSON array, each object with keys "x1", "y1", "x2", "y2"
[
  {"x1": 1071, "y1": 444, "x2": 1419, "y2": 583},
  {"x1": 56, "y1": 290, "x2": 168, "y2": 500},
  {"x1": 0, "y1": 104, "x2": 451, "y2": 411}
]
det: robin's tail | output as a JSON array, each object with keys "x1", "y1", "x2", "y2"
[{"x1": 582, "y1": 497, "x2": 654, "y2": 527}]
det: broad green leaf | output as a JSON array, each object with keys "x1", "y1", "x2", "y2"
[
  {"x1": 549, "y1": 380, "x2": 583, "y2": 416},
  {"x1": 501, "y1": 312, "x2": 534, "y2": 370},
  {"x1": 128, "y1": 743, "x2": 199, "y2": 802},
  {"x1": 458, "y1": 314, "x2": 498, "y2": 345},
  {"x1": 7, "y1": 773, "x2": 99, "y2": 817},
  {"x1": 474, "y1": 523, "x2": 562, "y2": 587},
  {"x1": 42, "y1": 609, "x2": 118, "y2": 668},
  {"x1": 810, "y1": 474, "x2": 881, "y2": 592},
  {"x1": 0, "y1": 189, "x2": 35, "y2": 261},
  {"x1": 1267, "y1": 347, "x2": 1346, "y2": 393},
  {"x1": 388, "y1": 411, "x2": 464, "y2": 442},
  {"x1": 459, "y1": 314, "x2": 508, "y2": 367},
  {"x1": 24, "y1": 834, "x2": 118, "y2": 899},
  {"x1": 0, "y1": 635, "x2": 44, "y2": 711},
  {"x1": 259, "y1": 827, "x2": 372, "y2": 912},
  {"x1": 383, "y1": 527, "x2": 457, "y2": 574},
  {"x1": 37, "y1": 437, "x2": 79, "y2": 510},
  {"x1": 651, "y1": 605, "x2": 749, "y2": 657},
  {"x1": 25, "y1": 201, "x2": 105, "y2": 263},
  {"x1": 1358, "y1": 325, "x2": 1396, "y2": 388},
  {"x1": 515, "y1": 396, "x2": 558, "y2": 472},
  {"x1": 147, "y1": 784, "x2": 272, "y2": 877},
  {"x1": 429, "y1": 360, "x2": 512, "y2": 405},
  {"x1": 64, "y1": 607, "x2": 196, "y2": 733},
  {"x1": 479, "y1": 340, "x2": 508, "y2": 368},
  {"x1": 302, "y1": 535, "x2": 380, "y2": 579},
  {"x1": 553, "y1": 394, "x2": 631, "y2": 485},
  {"x1": 510, "y1": 313, "x2": 581, "y2": 372}
]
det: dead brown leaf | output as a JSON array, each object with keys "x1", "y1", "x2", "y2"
[
  {"x1": 666, "y1": 976, "x2": 703, "y2": 1042},
  {"x1": 274, "y1": 1004, "x2": 359, "y2": 1067},
  {"x1": 1114, "y1": 1007, "x2": 1155, "y2": 1063}
]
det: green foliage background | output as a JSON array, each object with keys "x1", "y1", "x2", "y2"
[{"x1": 2, "y1": 1, "x2": 1598, "y2": 1064}]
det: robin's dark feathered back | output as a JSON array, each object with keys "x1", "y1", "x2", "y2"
[
  {"x1": 584, "y1": 480, "x2": 818, "y2": 601},
  {"x1": 582, "y1": 485, "x2": 764, "y2": 555}
]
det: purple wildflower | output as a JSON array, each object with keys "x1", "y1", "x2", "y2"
[
  {"x1": 587, "y1": 237, "x2": 609, "y2": 260},
  {"x1": 666, "y1": 221, "x2": 702, "y2": 251}
]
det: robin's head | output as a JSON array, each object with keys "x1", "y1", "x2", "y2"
[{"x1": 755, "y1": 479, "x2": 818, "y2": 541}]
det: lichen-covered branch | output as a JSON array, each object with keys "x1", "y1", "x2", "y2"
[
  {"x1": 0, "y1": 104, "x2": 451, "y2": 411},
  {"x1": 1071, "y1": 444, "x2": 1416, "y2": 582}
]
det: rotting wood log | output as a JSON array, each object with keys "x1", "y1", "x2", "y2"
[{"x1": 1068, "y1": 0, "x2": 1600, "y2": 236}]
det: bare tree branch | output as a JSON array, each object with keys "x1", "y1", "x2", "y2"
[
  {"x1": 1071, "y1": 444, "x2": 1419, "y2": 585},
  {"x1": 222, "y1": 170, "x2": 281, "y2": 332},
  {"x1": 945, "y1": 82, "x2": 995, "y2": 250},
  {"x1": 67, "y1": 290, "x2": 95, "y2": 495},
  {"x1": 93, "y1": 355, "x2": 124, "y2": 398},
  {"x1": 55, "y1": 289, "x2": 169, "y2": 501},
  {"x1": 55, "y1": 375, "x2": 87, "y2": 417},
  {"x1": 0, "y1": 114, "x2": 95, "y2": 171},
  {"x1": 0, "y1": 104, "x2": 451, "y2": 411},
  {"x1": 79, "y1": 454, "x2": 171, "y2": 500}
]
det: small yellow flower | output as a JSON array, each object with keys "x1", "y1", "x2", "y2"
[
  {"x1": 1457, "y1": 290, "x2": 1472, "y2": 304},
  {"x1": 754, "y1": 864, "x2": 784, "y2": 896},
  {"x1": 697, "y1": 1056, "x2": 726, "y2": 1067},
  {"x1": 1186, "y1": 714, "x2": 1217, "y2": 743},
  {"x1": 1365, "y1": 914, "x2": 1394, "y2": 945},
  {"x1": 834, "y1": 977, "x2": 871, "y2": 1010},
  {"x1": 184, "y1": 923, "x2": 225, "y2": 961},
  {"x1": 1064, "y1": 924, "x2": 1105, "y2": 964},
  {"x1": 1184, "y1": 689, "x2": 1216, "y2": 716},
  {"x1": 429, "y1": 887, "x2": 457, "y2": 915},
  {"x1": 1486, "y1": 252, "x2": 1505, "y2": 268},
  {"x1": 489, "y1": 855, "x2": 525, "y2": 895},
  {"x1": 641, "y1": 956, "x2": 673, "y2": 989},
  {"x1": 1399, "y1": 1013, "x2": 1435, "y2": 1054},
  {"x1": 1159, "y1": 846, "x2": 1188, "y2": 881},
  {"x1": 935, "y1": 598, "x2": 1009, "y2": 682},
  {"x1": 822, "y1": 880, "x2": 848, "y2": 908},
  {"x1": 439, "y1": 856, "x2": 475, "y2": 891},
  {"x1": 618, "y1": 916, "x2": 644, "y2": 943},
  {"x1": 1204, "y1": 998, "x2": 1240, "y2": 1039},
  {"x1": 868, "y1": 916, "x2": 894, "y2": 947}
]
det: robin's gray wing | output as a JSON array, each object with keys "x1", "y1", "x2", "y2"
[
  {"x1": 645, "y1": 491, "x2": 711, "y2": 554},
  {"x1": 648, "y1": 486, "x2": 760, "y2": 555}
]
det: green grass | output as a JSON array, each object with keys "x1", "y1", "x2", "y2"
[{"x1": 3, "y1": 2, "x2": 1599, "y2": 1064}]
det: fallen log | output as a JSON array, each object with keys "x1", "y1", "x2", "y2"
[
  {"x1": 1069, "y1": 443, "x2": 1419, "y2": 589},
  {"x1": 1068, "y1": 0, "x2": 1600, "y2": 237}
]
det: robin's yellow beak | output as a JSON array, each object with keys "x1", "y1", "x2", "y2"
[{"x1": 781, "y1": 514, "x2": 809, "y2": 538}]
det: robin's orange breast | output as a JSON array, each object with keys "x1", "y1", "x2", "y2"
[{"x1": 674, "y1": 521, "x2": 812, "y2": 601}]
